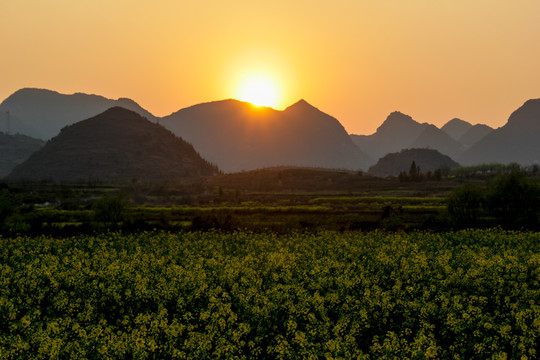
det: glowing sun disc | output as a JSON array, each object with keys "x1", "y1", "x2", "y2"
[{"x1": 237, "y1": 76, "x2": 279, "y2": 108}]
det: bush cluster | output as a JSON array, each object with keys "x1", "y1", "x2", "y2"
[{"x1": 448, "y1": 172, "x2": 540, "y2": 229}]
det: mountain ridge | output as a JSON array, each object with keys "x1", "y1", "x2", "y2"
[
  {"x1": 458, "y1": 124, "x2": 493, "y2": 148},
  {"x1": 0, "y1": 88, "x2": 157, "y2": 140},
  {"x1": 2, "y1": 88, "x2": 540, "y2": 175},
  {"x1": 368, "y1": 148, "x2": 460, "y2": 177},
  {"x1": 161, "y1": 99, "x2": 372, "y2": 172},
  {"x1": 6, "y1": 107, "x2": 219, "y2": 181},
  {"x1": 460, "y1": 98, "x2": 540, "y2": 166},
  {"x1": 410, "y1": 124, "x2": 464, "y2": 160},
  {"x1": 0, "y1": 132, "x2": 44, "y2": 178},
  {"x1": 440, "y1": 118, "x2": 473, "y2": 140},
  {"x1": 350, "y1": 111, "x2": 459, "y2": 162}
]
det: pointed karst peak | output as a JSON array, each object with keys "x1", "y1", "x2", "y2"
[
  {"x1": 451, "y1": 117, "x2": 467, "y2": 123},
  {"x1": 116, "y1": 97, "x2": 139, "y2": 106},
  {"x1": 60, "y1": 106, "x2": 147, "y2": 132},
  {"x1": 386, "y1": 111, "x2": 415, "y2": 123},
  {"x1": 7, "y1": 106, "x2": 220, "y2": 181},
  {"x1": 285, "y1": 99, "x2": 318, "y2": 113},
  {"x1": 292, "y1": 99, "x2": 310, "y2": 107},
  {"x1": 445, "y1": 118, "x2": 471, "y2": 127},
  {"x1": 506, "y1": 98, "x2": 540, "y2": 129},
  {"x1": 441, "y1": 118, "x2": 472, "y2": 140},
  {"x1": 377, "y1": 111, "x2": 419, "y2": 132},
  {"x1": 94, "y1": 106, "x2": 142, "y2": 119}
]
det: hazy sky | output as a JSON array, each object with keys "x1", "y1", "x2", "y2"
[{"x1": 1, "y1": 1, "x2": 540, "y2": 134}]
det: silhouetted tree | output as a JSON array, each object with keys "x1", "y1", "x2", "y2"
[
  {"x1": 93, "y1": 194, "x2": 128, "y2": 229},
  {"x1": 447, "y1": 184, "x2": 485, "y2": 227},
  {"x1": 487, "y1": 171, "x2": 540, "y2": 228},
  {"x1": 0, "y1": 190, "x2": 15, "y2": 232},
  {"x1": 448, "y1": 171, "x2": 540, "y2": 229},
  {"x1": 398, "y1": 171, "x2": 408, "y2": 182},
  {"x1": 408, "y1": 161, "x2": 422, "y2": 181}
]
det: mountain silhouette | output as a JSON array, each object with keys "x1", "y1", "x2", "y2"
[
  {"x1": 440, "y1": 118, "x2": 472, "y2": 140},
  {"x1": 350, "y1": 112, "x2": 429, "y2": 161},
  {"x1": 460, "y1": 98, "x2": 540, "y2": 166},
  {"x1": 440, "y1": 118, "x2": 493, "y2": 148},
  {"x1": 0, "y1": 132, "x2": 44, "y2": 178},
  {"x1": 410, "y1": 124, "x2": 464, "y2": 160},
  {"x1": 350, "y1": 111, "x2": 466, "y2": 162},
  {"x1": 6, "y1": 107, "x2": 219, "y2": 181},
  {"x1": 160, "y1": 99, "x2": 371, "y2": 172},
  {"x1": 368, "y1": 148, "x2": 460, "y2": 177},
  {"x1": 0, "y1": 88, "x2": 157, "y2": 140},
  {"x1": 458, "y1": 124, "x2": 493, "y2": 148}
]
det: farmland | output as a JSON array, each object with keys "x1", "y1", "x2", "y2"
[
  {"x1": 1, "y1": 230, "x2": 539, "y2": 359},
  {"x1": 1, "y1": 168, "x2": 461, "y2": 235},
  {"x1": 2, "y1": 167, "x2": 539, "y2": 358}
]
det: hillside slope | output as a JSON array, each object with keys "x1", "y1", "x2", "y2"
[
  {"x1": 458, "y1": 124, "x2": 493, "y2": 148},
  {"x1": 368, "y1": 148, "x2": 460, "y2": 177},
  {"x1": 350, "y1": 112, "x2": 429, "y2": 161},
  {"x1": 441, "y1": 118, "x2": 472, "y2": 140},
  {"x1": 410, "y1": 124, "x2": 464, "y2": 160},
  {"x1": 460, "y1": 99, "x2": 540, "y2": 166},
  {"x1": 0, "y1": 88, "x2": 157, "y2": 140},
  {"x1": 7, "y1": 107, "x2": 219, "y2": 181},
  {"x1": 160, "y1": 99, "x2": 371, "y2": 172},
  {"x1": 0, "y1": 132, "x2": 44, "y2": 178}
]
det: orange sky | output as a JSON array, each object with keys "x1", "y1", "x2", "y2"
[{"x1": 1, "y1": 1, "x2": 540, "y2": 135}]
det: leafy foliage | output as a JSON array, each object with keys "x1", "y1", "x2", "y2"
[
  {"x1": 447, "y1": 184, "x2": 485, "y2": 226},
  {"x1": 1, "y1": 230, "x2": 539, "y2": 358},
  {"x1": 92, "y1": 194, "x2": 128, "y2": 229},
  {"x1": 487, "y1": 172, "x2": 540, "y2": 228},
  {"x1": 0, "y1": 190, "x2": 15, "y2": 226},
  {"x1": 448, "y1": 172, "x2": 540, "y2": 229}
]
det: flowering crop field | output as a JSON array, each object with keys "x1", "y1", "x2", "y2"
[{"x1": 1, "y1": 230, "x2": 539, "y2": 359}]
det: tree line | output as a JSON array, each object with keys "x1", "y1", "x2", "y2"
[{"x1": 448, "y1": 171, "x2": 540, "y2": 229}]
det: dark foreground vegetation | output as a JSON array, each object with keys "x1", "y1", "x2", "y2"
[
  {"x1": 1, "y1": 165, "x2": 540, "y2": 358},
  {"x1": 1, "y1": 230, "x2": 539, "y2": 359},
  {"x1": 2, "y1": 165, "x2": 540, "y2": 235}
]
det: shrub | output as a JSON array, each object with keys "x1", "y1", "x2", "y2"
[
  {"x1": 0, "y1": 190, "x2": 15, "y2": 228},
  {"x1": 447, "y1": 184, "x2": 485, "y2": 227},
  {"x1": 92, "y1": 194, "x2": 128, "y2": 229},
  {"x1": 487, "y1": 171, "x2": 540, "y2": 228},
  {"x1": 448, "y1": 171, "x2": 540, "y2": 229}
]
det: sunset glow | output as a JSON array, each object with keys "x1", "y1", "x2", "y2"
[
  {"x1": 1, "y1": 1, "x2": 540, "y2": 134},
  {"x1": 237, "y1": 75, "x2": 280, "y2": 108}
]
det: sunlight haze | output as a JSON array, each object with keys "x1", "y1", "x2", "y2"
[
  {"x1": 236, "y1": 74, "x2": 281, "y2": 108},
  {"x1": 1, "y1": 0, "x2": 540, "y2": 134}
]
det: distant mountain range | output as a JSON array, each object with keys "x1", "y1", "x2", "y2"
[
  {"x1": 1, "y1": 87, "x2": 540, "y2": 180},
  {"x1": 6, "y1": 107, "x2": 218, "y2": 181},
  {"x1": 457, "y1": 124, "x2": 493, "y2": 148},
  {"x1": 160, "y1": 99, "x2": 372, "y2": 172},
  {"x1": 459, "y1": 99, "x2": 540, "y2": 166},
  {"x1": 1, "y1": 89, "x2": 371, "y2": 174},
  {"x1": 350, "y1": 112, "x2": 430, "y2": 161},
  {"x1": 350, "y1": 112, "x2": 493, "y2": 163},
  {"x1": 410, "y1": 124, "x2": 464, "y2": 160},
  {"x1": 0, "y1": 132, "x2": 44, "y2": 178},
  {"x1": 440, "y1": 118, "x2": 473, "y2": 140},
  {"x1": 439, "y1": 118, "x2": 494, "y2": 149},
  {"x1": 0, "y1": 88, "x2": 156, "y2": 140},
  {"x1": 368, "y1": 148, "x2": 460, "y2": 177}
]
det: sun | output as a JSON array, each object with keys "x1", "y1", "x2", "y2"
[{"x1": 237, "y1": 75, "x2": 280, "y2": 108}]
